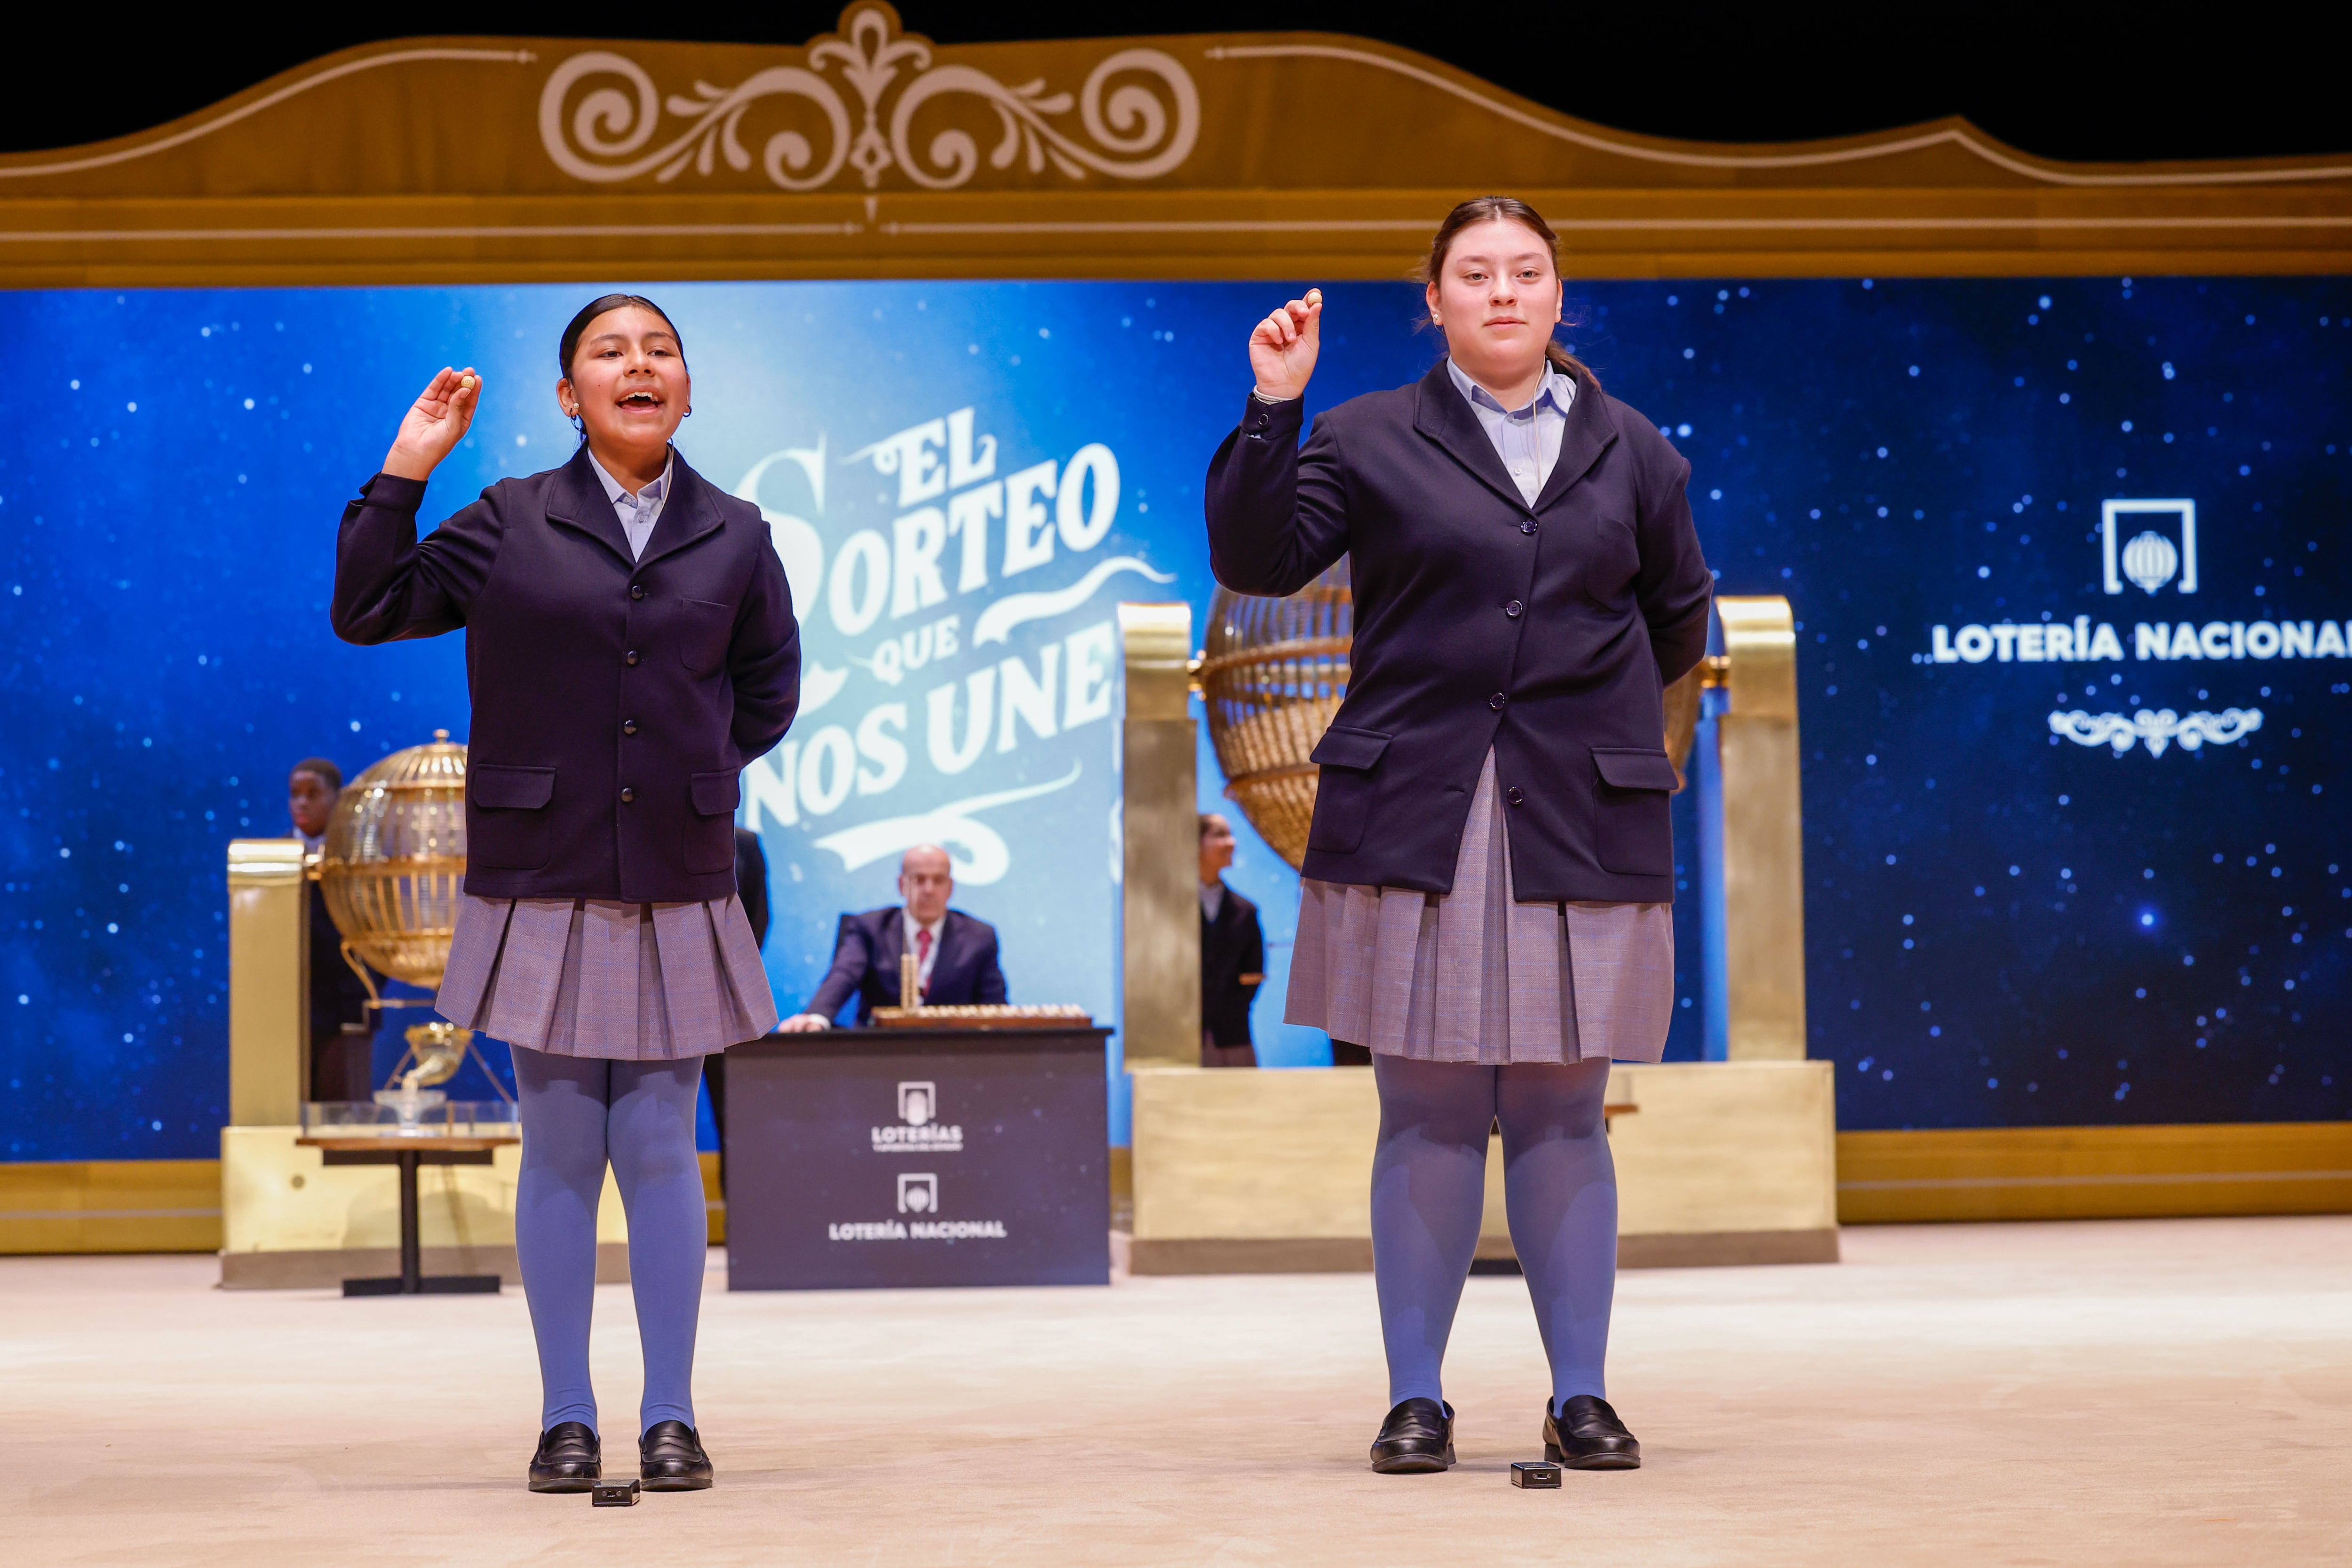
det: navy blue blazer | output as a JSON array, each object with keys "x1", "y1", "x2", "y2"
[
  {"x1": 806, "y1": 907, "x2": 1008, "y2": 1025},
  {"x1": 1200, "y1": 884, "x2": 1264, "y2": 1049},
  {"x1": 1205, "y1": 361, "x2": 1712, "y2": 903},
  {"x1": 333, "y1": 446, "x2": 800, "y2": 903}
]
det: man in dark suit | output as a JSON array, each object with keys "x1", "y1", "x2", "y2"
[
  {"x1": 702, "y1": 824, "x2": 770, "y2": 1192},
  {"x1": 1197, "y1": 812, "x2": 1265, "y2": 1067},
  {"x1": 780, "y1": 844, "x2": 1007, "y2": 1029}
]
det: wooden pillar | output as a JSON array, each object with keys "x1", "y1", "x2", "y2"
[
  {"x1": 227, "y1": 839, "x2": 309, "y2": 1126},
  {"x1": 1715, "y1": 596, "x2": 1808, "y2": 1061},
  {"x1": 1118, "y1": 602, "x2": 1200, "y2": 1068}
]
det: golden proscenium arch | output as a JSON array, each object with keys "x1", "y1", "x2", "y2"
[{"x1": 0, "y1": 1, "x2": 2342, "y2": 286}]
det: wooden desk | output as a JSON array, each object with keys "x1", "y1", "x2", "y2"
[
  {"x1": 295, "y1": 1135, "x2": 519, "y2": 1296},
  {"x1": 724, "y1": 1026, "x2": 1112, "y2": 1290}
]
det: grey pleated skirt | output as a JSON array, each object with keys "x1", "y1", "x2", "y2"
[
  {"x1": 1287, "y1": 749, "x2": 1674, "y2": 1065},
  {"x1": 437, "y1": 894, "x2": 779, "y2": 1062}
]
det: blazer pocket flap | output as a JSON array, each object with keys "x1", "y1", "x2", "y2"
[
  {"x1": 471, "y1": 764, "x2": 555, "y2": 810},
  {"x1": 1310, "y1": 725, "x2": 1392, "y2": 771},
  {"x1": 1591, "y1": 747, "x2": 1679, "y2": 791},
  {"x1": 690, "y1": 770, "x2": 740, "y2": 816}
]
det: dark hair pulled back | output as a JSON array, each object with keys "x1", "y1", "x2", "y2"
[
  {"x1": 558, "y1": 293, "x2": 684, "y2": 377},
  {"x1": 1418, "y1": 196, "x2": 1594, "y2": 386}
]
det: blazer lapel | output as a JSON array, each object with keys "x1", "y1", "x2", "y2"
[
  {"x1": 930, "y1": 912, "x2": 972, "y2": 996},
  {"x1": 543, "y1": 447, "x2": 637, "y2": 568},
  {"x1": 1530, "y1": 369, "x2": 1620, "y2": 513},
  {"x1": 1411, "y1": 359, "x2": 1534, "y2": 514},
  {"x1": 633, "y1": 455, "x2": 727, "y2": 571}
]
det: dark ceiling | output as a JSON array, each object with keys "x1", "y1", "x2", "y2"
[{"x1": 20, "y1": 4, "x2": 2347, "y2": 164}]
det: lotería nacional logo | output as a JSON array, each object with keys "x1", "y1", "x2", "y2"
[
  {"x1": 872, "y1": 1079, "x2": 963, "y2": 1153},
  {"x1": 1917, "y1": 495, "x2": 2348, "y2": 760},
  {"x1": 826, "y1": 1170, "x2": 1009, "y2": 1242},
  {"x1": 898, "y1": 1172, "x2": 938, "y2": 1214},
  {"x1": 2103, "y1": 499, "x2": 2198, "y2": 596}
]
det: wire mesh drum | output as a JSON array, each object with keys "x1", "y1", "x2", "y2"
[
  {"x1": 1200, "y1": 561, "x2": 1353, "y2": 870},
  {"x1": 317, "y1": 730, "x2": 467, "y2": 990},
  {"x1": 1200, "y1": 563, "x2": 1705, "y2": 869}
]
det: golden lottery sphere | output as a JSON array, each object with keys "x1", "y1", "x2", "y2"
[
  {"x1": 1200, "y1": 567, "x2": 1702, "y2": 869},
  {"x1": 317, "y1": 731, "x2": 467, "y2": 990},
  {"x1": 1200, "y1": 562, "x2": 1353, "y2": 870}
]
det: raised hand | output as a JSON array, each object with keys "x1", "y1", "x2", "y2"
[
  {"x1": 381, "y1": 367, "x2": 481, "y2": 481},
  {"x1": 1248, "y1": 288, "x2": 1322, "y2": 401}
]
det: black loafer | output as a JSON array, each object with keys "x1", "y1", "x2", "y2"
[
  {"x1": 1544, "y1": 1395, "x2": 1641, "y2": 1470},
  {"x1": 1369, "y1": 1397, "x2": 1456, "y2": 1473},
  {"x1": 528, "y1": 1421, "x2": 601, "y2": 1492},
  {"x1": 639, "y1": 1419, "x2": 715, "y2": 1491}
]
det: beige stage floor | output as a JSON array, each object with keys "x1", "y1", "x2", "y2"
[{"x1": 7, "y1": 1216, "x2": 2347, "y2": 1567}]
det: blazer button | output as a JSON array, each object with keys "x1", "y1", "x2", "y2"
[
  {"x1": 1519, "y1": 521, "x2": 1537, "y2": 535},
  {"x1": 1505, "y1": 600, "x2": 1524, "y2": 618},
  {"x1": 629, "y1": 582, "x2": 646, "y2": 601},
  {"x1": 1507, "y1": 786, "x2": 1526, "y2": 806},
  {"x1": 1489, "y1": 692, "x2": 1507, "y2": 710},
  {"x1": 620, "y1": 787, "x2": 636, "y2": 804},
  {"x1": 625, "y1": 649, "x2": 640, "y2": 666},
  {"x1": 622, "y1": 718, "x2": 639, "y2": 736}
]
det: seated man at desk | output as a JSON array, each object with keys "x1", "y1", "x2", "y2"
[{"x1": 779, "y1": 844, "x2": 1007, "y2": 1030}]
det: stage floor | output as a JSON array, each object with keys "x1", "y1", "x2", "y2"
[{"x1": 9, "y1": 1216, "x2": 2347, "y2": 1566}]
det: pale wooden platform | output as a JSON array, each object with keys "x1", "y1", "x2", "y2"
[{"x1": 5, "y1": 1216, "x2": 2346, "y2": 1565}]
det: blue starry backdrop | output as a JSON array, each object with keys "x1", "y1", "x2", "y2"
[{"x1": 1, "y1": 276, "x2": 2344, "y2": 1160}]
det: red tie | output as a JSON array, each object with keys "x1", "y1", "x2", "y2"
[{"x1": 915, "y1": 927, "x2": 933, "y2": 999}]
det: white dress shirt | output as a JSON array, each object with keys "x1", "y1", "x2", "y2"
[
  {"x1": 1445, "y1": 358, "x2": 1577, "y2": 505},
  {"x1": 1199, "y1": 881, "x2": 1226, "y2": 921},
  {"x1": 588, "y1": 450, "x2": 674, "y2": 561}
]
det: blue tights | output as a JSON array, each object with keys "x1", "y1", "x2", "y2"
[
  {"x1": 1369, "y1": 1053, "x2": 1617, "y2": 1415},
  {"x1": 512, "y1": 1047, "x2": 708, "y2": 1436}
]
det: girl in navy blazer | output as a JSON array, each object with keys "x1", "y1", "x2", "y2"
[
  {"x1": 1207, "y1": 199, "x2": 1712, "y2": 1473},
  {"x1": 335, "y1": 295, "x2": 800, "y2": 1495}
]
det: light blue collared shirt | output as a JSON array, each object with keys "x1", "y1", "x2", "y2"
[
  {"x1": 1446, "y1": 358, "x2": 1577, "y2": 505},
  {"x1": 588, "y1": 450, "x2": 675, "y2": 561}
]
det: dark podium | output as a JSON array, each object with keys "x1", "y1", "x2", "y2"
[{"x1": 724, "y1": 1015, "x2": 1112, "y2": 1290}]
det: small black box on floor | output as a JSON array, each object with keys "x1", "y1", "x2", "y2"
[
  {"x1": 1510, "y1": 1460, "x2": 1562, "y2": 1488},
  {"x1": 592, "y1": 1479, "x2": 640, "y2": 1507}
]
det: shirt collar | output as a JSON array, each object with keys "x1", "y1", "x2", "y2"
[
  {"x1": 1446, "y1": 357, "x2": 1574, "y2": 419},
  {"x1": 588, "y1": 449, "x2": 673, "y2": 508}
]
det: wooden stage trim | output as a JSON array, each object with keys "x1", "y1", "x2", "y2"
[
  {"x1": 1124, "y1": 1228, "x2": 1840, "y2": 1275},
  {"x1": 1836, "y1": 1122, "x2": 2352, "y2": 1225},
  {"x1": 217, "y1": 1242, "x2": 628, "y2": 1289},
  {"x1": 0, "y1": 1148, "x2": 725, "y2": 1262},
  {"x1": 1618, "y1": 1228, "x2": 1841, "y2": 1269},
  {"x1": 0, "y1": 1160, "x2": 222, "y2": 1255},
  {"x1": 9, "y1": 1129, "x2": 2349, "y2": 1257}
]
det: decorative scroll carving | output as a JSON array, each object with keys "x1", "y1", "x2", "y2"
[
  {"x1": 2048, "y1": 707, "x2": 2264, "y2": 757},
  {"x1": 539, "y1": 4, "x2": 1198, "y2": 191}
]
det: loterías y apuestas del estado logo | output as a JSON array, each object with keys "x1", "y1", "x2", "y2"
[{"x1": 1917, "y1": 499, "x2": 2346, "y2": 757}]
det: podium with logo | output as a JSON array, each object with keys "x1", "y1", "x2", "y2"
[{"x1": 723, "y1": 1013, "x2": 1112, "y2": 1290}]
